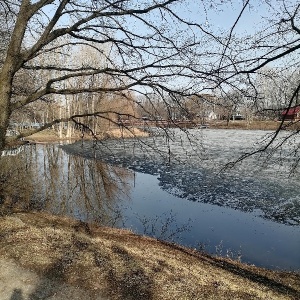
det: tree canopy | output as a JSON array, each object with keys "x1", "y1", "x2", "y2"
[{"x1": 0, "y1": 0, "x2": 299, "y2": 151}]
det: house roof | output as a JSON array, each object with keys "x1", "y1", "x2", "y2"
[{"x1": 282, "y1": 106, "x2": 300, "y2": 116}]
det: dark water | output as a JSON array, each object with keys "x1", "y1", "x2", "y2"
[
  {"x1": 1, "y1": 129, "x2": 300, "y2": 271},
  {"x1": 123, "y1": 172, "x2": 300, "y2": 270}
]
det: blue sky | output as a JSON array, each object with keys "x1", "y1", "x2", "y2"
[
  {"x1": 29, "y1": 0, "x2": 299, "y2": 93},
  {"x1": 176, "y1": 0, "x2": 272, "y2": 35}
]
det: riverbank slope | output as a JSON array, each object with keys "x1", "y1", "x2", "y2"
[{"x1": 0, "y1": 212, "x2": 299, "y2": 300}]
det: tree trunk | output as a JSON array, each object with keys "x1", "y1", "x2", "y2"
[
  {"x1": 0, "y1": 1, "x2": 32, "y2": 151},
  {"x1": 0, "y1": 73, "x2": 12, "y2": 151}
]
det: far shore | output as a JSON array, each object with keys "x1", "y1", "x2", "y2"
[{"x1": 17, "y1": 120, "x2": 287, "y2": 144}]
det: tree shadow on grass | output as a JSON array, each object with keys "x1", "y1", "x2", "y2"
[
  {"x1": 21, "y1": 243, "x2": 154, "y2": 300},
  {"x1": 160, "y1": 240, "x2": 300, "y2": 299},
  {"x1": 101, "y1": 244, "x2": 154, "y2": 300},
  {"x1": 8, "y1": 258, "x2": 70, "y2": 300},
  {"x1": 15, "y1": 234, "x2": 107, "y2": 300},
  {"x1": 5, "y1": 254, "x2": 72, "y2": 300},
  {"x1": 10, "y1": 231, "x2": 154, "y2": 300},
  {"x1": 211, "y1": 259, "x2": 300, "y2": 298},
  {"x1": 10, "y1": 289, "x2": 24, "y2": 300},
  {"x1": 28, "y1": 256, "x2": 73, "y2": 299}
]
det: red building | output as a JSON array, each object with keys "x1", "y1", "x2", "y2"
[{"x1": 281, "y1": 106, "x2": 300, "y2": 121}]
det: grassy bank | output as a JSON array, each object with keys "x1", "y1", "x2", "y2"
[
  {"x1": 0, "y1": 212, "x2": 299, "y2": 299},
  {"x1": 20, "y1": 121, "x2": 283, "y2": 144},
  {"x1": 209, "y1": 120, "x2": 281, "y2": 130},
  {"x1": 22, "y1": 127, "x2": 148, "y2": 143}
]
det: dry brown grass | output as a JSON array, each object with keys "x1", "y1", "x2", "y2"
[
  {"x1": 0, "y1": 212, "x2": 299, "y2": 299},
  {"x1": 23, "y1": 127, "x2": 148, "y2": 143},
  {"x1": 209, "y1": 120, "x2": 281, "y2": 131},
  {"x1": 20, "y1": 121, "x2": 287, "y2": 144}
]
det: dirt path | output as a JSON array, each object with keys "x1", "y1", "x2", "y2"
[{"x1": 0, "y1": 259, "x2": 108, "y2": 300}]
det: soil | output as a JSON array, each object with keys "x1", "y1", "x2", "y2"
[{"x1": 0, "y1": 212, "x2": 299, "y2": 300}]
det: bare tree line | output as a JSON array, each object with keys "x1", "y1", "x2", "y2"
[{"x1": 0, "y1": 0, "x2": 299, "y2": 154}]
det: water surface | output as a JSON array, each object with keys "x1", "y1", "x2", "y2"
[{"x1": 1, "y1": 129, "x2": 299, "y2": 271}]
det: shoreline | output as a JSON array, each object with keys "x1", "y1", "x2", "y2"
[
  {"x1": 4, "y1": 120, "x2": 291, "y2": 147},
  {"x1": 0, "y1": 211, "x2": 299, "y2": 299},
  {"x1": 22, "y1": 122, "x2": 277, "y2": 142}
]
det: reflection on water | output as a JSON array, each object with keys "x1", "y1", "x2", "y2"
[
  {"x1": 0, "y1": 144, "x2": 132, "y2": 226},
  {"x1": 62, "y1": 130, "x2": 300, "y2": 226},
  {"x1": 0, "y1": 147, "x2": 34, "y2": 211},
  {"x1": 124, "y1": 172, "x2": 300, "y2": 271},
  {"x1": 0, "y1": 145, "x2": 25, "y2": 157},
  {"x1": 1, "y1": 141, "x2": 300, "y2": 271}
]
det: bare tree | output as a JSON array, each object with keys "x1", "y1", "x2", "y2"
[
  {"x1": 0, "y1": 0, "x2": 299, "y2": 154},
  {"x1": 0, "y1": 0, "x2": 215, "y2": 150},
  {"x1": 217, "y1": 1, "x2": 300, "y2": 163},
  {"x1": 254, "y1": 67, "x2": 300, "y2": 119}
]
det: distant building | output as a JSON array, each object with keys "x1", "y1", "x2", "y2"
[
  {"x1": 5, "y1": 129, "x2": 19, "y2": 136},
  {"x1": 10, "y1": 122, "x2": 44, "y2": 130},
  {"x1": 281, "y1": 106, "x2": 300, "y2": 121},
  {"x1": 207, "y1": 111, "x2": 217, "y2": 120},
  {"x1": 230, "y1": 114, "x2": 245, "y2": 121}
]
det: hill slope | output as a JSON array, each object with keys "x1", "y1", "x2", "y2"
[{"x1": 0, "y1": 212, "x2": 299, "y2": 300}]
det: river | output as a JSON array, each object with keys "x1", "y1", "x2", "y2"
[{"x1": 1, "y1": 129, "x2": 299, "y2": 271}]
